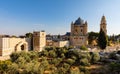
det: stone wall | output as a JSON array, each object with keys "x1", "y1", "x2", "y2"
[{"x1": 0, "y1": 37, "x2": 31, "y2": 56}]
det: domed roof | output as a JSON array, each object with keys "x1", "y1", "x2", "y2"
[{"x1": 74, "y1": 17, "x2": 84, "y2": 25}]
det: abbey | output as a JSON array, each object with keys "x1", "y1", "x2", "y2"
[
  {"x1": 70, "y1": 15, "x2": 107, "y2": 47},
  {"x1": 70, "y1": 17, "x2": 88, "y2": 48}
]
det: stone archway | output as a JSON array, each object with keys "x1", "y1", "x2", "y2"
[
  {"x1": 15, "y1": 41, "x2": 28, "y2": 52},
  {"x1": 21, "y1": 44, "x2": 25, "y2": 50}
]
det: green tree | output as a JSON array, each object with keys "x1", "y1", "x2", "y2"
[
  {"x1": 80, "y1": 58, "x2": 90, "y2": 66},
  {"x1": 28, "y1": 51, "x2": 39, "y2": 60},
  {"x1": 109, "y1": 62, "x2": 120, "y2": 73},
  {"x1": 50, "y1": 58, "x2": 61, "y2": 66},
  {"x1": 49, "y1": 50, "x2": 57, "y2": 58},
  {"x1": 66, "y1": 58, "x2": 75, "y2": 65},
  {"x1": 98, "y1": 29, "x2": 108, "y2": 49},
  {"x1": 91, "y1": 52, "x2": 100, "y2": 63},
  {"x1": 88, "y1": 31, "x2": 99, "y2": 45},
  {"x1": 40, "y1": 50, "x2": 48, "y2": 57},
  {"x1": 25, "y1": 32, "x2": 33, "y2": 38},
  {"x1": 0, "y1": 60, "x2": 11, "y2": 74},
  {"x1": 7, "y1": 63, "x2": 19, "y2": 74},
  {"x1": 10, "y1": 52, "x2": 20, "y2": 62},
  {"x1": 80, "y1": 45, "x2": 88, "y2": 51},
  {"x1": 69, "y1": 68, "x2": 81, "y2": 74}
]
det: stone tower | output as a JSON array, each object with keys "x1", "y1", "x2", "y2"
[
  {"x1": 33, "y1": 31, "x2": 46, "y2": 51},
  {"x1": 100, "y1": 15, "x2": 107, "y2": 34},
  {"x1": 70, "y1": 17, "x2": 88, "y2": 48}
]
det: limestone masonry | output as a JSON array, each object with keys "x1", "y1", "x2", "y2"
[{"x1": 0, "y1": 16, "x2": 107, "y2": 58}]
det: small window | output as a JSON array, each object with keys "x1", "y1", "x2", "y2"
[
  {"x1": 81, "y1": 29, "x2": 83, "y2": 32},
  {"x1": 35, "y1": 33, "x2": 37, "y2": 36}
]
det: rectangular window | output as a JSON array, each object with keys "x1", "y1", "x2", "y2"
[{"x1": 81, "y1": 29, "x2": 82, "y2": 32}]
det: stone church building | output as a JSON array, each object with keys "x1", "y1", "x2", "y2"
[
  {"x1": 70, "y1": 17, "x2": 88, "y2": 48},
  {"x1": 70, "y1": 15, "x2": 107, "y2": 48}
]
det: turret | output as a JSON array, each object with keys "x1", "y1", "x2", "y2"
[
  {"x1": 71, "y1": 21, "x2": 74, "y2": 36},
  {"x1": 84, "y1": 21, "x2": 88, "y2": 35}
]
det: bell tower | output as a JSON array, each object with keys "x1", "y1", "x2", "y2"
[
  {"x1": 33, "y1": 31, "x2": 46, "y2": 51},
  {"x1": 100, "y1": 15, "x2": 107, "y2": 34}
]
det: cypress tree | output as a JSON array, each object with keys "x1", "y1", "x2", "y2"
[{"x1": 98, "y1": 29, "x2": 108, "y2": 49}]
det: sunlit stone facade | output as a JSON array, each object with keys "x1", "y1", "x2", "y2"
[{"x1": 70, "y1": 17, "x2": 88, "y2": 48}]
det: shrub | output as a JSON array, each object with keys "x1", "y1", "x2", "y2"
[
  {"x1": 91, "y1": 52, "x2": 100, "y2": 63},
  {"x1": 28, "y1": 51, "x2": 38, "y2": 60},
  {"x1": 80, "y1": 58, "x2": 90, "y2": 66},
  {"x1": 15, "y1": 57, "x2": 26, "y2": 68},
  {"x1": 79, "y1": 66, "x2": 90, "y2": 74},
  {"x1": 49, "y1": 50, "x2": 57, "y2": 58},
  {"x1": 63, "y1": 63, "x2": 70, "y2": 71},
  {"x1": 109, "y1": 52, "x2": 117, "y2": 60},
  {"x1": 50, "y1": 58, "x2": 61, "y2": 66},
  {"x1": 20, "y1": 51, "x2": 31, "y2": 62},
  {"x1": 66, "y1": 58, "x2": 75, "y2": 65},
  {"x1": 69, "y1": 67, "x2": 80, "y2": 74},
  {"x1": 7, "y1": 63, "x2": 19, "y2": 74},
  {"x1": 57, "y1": 67, "x2": 67, "y2": 74},
  {"x1": 109, "y1": 62, "x2": 120, "y2": 73},
  {"x1": 40, "y1": 50, "x2": 48, "y2": 57},
  {"x1": 80, "y1": 46, "x2": 88, "y2": 51},
  {"x1": 0, "y1": 60, "x2": 11, "y2": 73},
  {"x1": 49, "y1": 65, "x2": 57, "y2": 73},
  {"x1": 10, "y1": 52, "x2": 20, "y2": 62},
  {"x1": 80, "y1": 52, "x2": 91, "y2": 60},
  {"x1": 117, "y1": 50, "x2": 120, "y2": 54},
  {"x1": 40, "y1": 58, "x2": 49, "y2": 70},
  {"x1": 71, "y1": 56, "x2": 77, "y2": 60}
]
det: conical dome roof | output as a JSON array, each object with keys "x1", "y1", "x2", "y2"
[
  {"x1": 74, "y1": 17, "x2": 84, "y2": 25},
  {"x1": 101, "y1": 15, "x2": 106, "y2": 24}
]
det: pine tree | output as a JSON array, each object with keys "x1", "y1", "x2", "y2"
[{"x1": 98, "y1": 29, "x2": 108, "y2": 49}]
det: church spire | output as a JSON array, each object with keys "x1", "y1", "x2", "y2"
[
  {"x1": 101, "y1": 15, "x2": 106, "y2": 24},
  {"x1": 100, "y1": 15, "x2": 107, "y2": 35}
]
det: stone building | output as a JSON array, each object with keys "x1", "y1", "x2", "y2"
[
  {"x1": 53, "y1": 40, "x2": 69, "y2": 47},
  {"x1": 0, "y1": 37, "x2": 31, "y2": 56},
  {"x1": 33, "y1": 31, "x2": 46, "y2": 51},
  {"x1": 70, "y1": 17, "x2": 88, "y2": 48},
  {"x1": 0, "y1": 31, "x2": 46, "y2": 58},
  {"x1": 100, "y1": 15, "x2": 107, "y2": 34},
  {"x1": 0, "y1": 16, "x2": 107, "y2": 59}
]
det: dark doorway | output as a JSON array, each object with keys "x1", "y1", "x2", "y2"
[{"x1": 21, "y1": 45, "x2": 25, "y2": 50}]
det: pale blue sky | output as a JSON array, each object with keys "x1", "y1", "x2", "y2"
[{"x1": 0, "y1": 0, "x2": 120, "y2": 35}]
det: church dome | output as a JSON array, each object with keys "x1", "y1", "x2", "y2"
[{"x1": 74, "y1": 17, "x2": 84, "y2": 25}]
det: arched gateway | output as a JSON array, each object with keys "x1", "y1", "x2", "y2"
[{"x1": 15, "y1": 41, "x2": 28, "y2": 52}]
